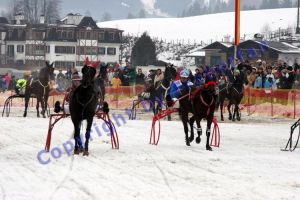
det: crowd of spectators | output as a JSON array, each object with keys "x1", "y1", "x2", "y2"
[{"x1": 0, "y1": 59, "x2": 299, "y2": 94}]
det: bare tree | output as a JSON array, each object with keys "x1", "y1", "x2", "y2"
[
  {"x1": 261, "y1": 23, "x2": 272, "y2": 39},
  {"x1": 44, "y1": 0, "x2": 61, "y2": 23},
  {"x1": 4, "y1": 0, "x2": 60, "y2": 24},
  {"x1": 101, "y1": 12, "x2": 112, "y2": 22}
]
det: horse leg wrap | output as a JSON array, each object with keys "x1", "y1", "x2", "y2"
[
  {"x1": 206, "y1": 129, "x2": 211, "y2": 137},
  {"x1": 75, "y1": 136, "x2": 83, "y2": 149}
]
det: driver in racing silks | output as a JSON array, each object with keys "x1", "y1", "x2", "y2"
[
  {"x1": 166, "y1": 69, "x2": 194, "y2": 108},
  {"x1": 15, "y1": 78, "x2": 27, "y2": 95}
]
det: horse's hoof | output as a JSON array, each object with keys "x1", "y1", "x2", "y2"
[
  {"x1": 237, "y1": 117, "x2": 241, "y2": 121},
  {"x1": 196, "y1": 137, "x2": 201, "y2": 144},
  {"x1": 189, "y1": 136, "x2": 194, "y2": 143},
  {"x1": 206, "y1": 146, "x2": 212, "y2": 151},
  {"x1": 83, "y1": 150, "x2": 89, "y2": 156},
  {"x1": 228, "y1": 116, "x2": 232, "y2": 120},
  {"x1": 185, "y1": 138, "x2": 191, "y2": 146},
  {"x1": 74, "y1": 149, "x2": 81, "y2": 155},
  {"x1": 232, "y1": 118, "x2": 236, "y2": 122}
]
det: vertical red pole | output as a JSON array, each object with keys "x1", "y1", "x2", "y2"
[{"x1": 235, "y1": 0, "x2": 241, "y2": 46}]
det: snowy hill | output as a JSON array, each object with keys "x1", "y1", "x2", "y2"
[{"x1": 99, "y1": 8, "x2": 297, "y2": 44}]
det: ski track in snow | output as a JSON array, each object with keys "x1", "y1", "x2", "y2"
[
  {"x1": 49, "y1": 156, "x2": 74, "y2": 200},
  {"x1": 144, "y1": 151, "x2": 177, "y2": 200}
]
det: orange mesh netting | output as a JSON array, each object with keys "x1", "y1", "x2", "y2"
[{"x1": 1, "y1": 87, "x2": 299, "y2": 119}]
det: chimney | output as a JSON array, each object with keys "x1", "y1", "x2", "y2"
[{"x1": 40, "y1": 15, "x2": 45, "y2": 24}]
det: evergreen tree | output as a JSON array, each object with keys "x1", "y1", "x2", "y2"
[{"x1": 131, "y1": 32, "x2": 156, "y2": 66}]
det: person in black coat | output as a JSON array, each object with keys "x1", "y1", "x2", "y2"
[
  {"x1": 164, "y1": 63, "x2": 177, "y2": 81},
  {"x1": 136, "y1": 68, "x2": 145, "y2": 85}
]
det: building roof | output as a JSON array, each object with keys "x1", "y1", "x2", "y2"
[
  {"x1": 227, "y1": 40, "x2": 300, "y2": 54},
  {"x1": 202, "y1": 41, "x2": 233, "y2": 50},
  {"x1": 0, "y1": 17, "x2": 9, "y2": 24},
  {"x1": 78, "y1": 17, "x2": 98, "y2": 29},
  {"x1": 186, "y1": 51, "x2": 205, "y2": 57}
]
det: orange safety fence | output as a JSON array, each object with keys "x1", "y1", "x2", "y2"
[
  {"x1": 241, "y1": 88, "x2": 300, "y2": 119},
  {"x1": 0, "y1": 87, "x2": 299, "y2": 119}
]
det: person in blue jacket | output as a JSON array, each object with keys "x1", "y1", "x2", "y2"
[{"x1": 168, "y1": 69, "x2": 194, "y2": 108}]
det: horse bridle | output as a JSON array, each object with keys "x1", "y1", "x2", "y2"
[{"x1": 199, "y1": 90, "x2": 215, "y2": 117}]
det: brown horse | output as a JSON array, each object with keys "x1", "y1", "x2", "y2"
[
  {"x1": 179, "y1": 82, "x2": 217, "y2": 150},
  {"x1": 23, "y1": 62, "x2": 55, "y2": 118}
]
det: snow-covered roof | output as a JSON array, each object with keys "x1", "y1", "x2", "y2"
[{"x1": 186, "y1": 51, "x2": 205, "y2": 57}]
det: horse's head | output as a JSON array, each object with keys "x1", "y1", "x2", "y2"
[
  {"x1": 204, "y1": 73, "x2": 217, "y2": 96},
  {"x1": 82, "y1": 58, "x2": 100, "y2": 86},
  {"x1": 39, "y1": 61, "x2": 55, "y2": 81}
]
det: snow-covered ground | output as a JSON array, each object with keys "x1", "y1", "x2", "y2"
[
  {"x1": 99, "y1": 8, "x2": 297, "y2": 43},
  {"x1": 0, "y1": 113, "x2": 299, "y2": 200}
]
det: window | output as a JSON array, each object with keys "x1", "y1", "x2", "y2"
[
  {"x1": 67, "y1": 32, "x2": 73, "y2": 39},
  {"x1": 7, "y1": 45, "x2": 14, "y2": 57},
  {"x1": 62, "y1": 31, "x2": 67, "y2": 39},
  {"x1": 98, "y1": 32, "x2": 105, "y2": 41},
  {"x1": 107, "y1": 47, "x2": 116, "y2": 55},
  {"x1": 46, "y1": 46, "x2": 50, "y2": 53},
  {"x1": 17, "y1": 45, "x2": 24, "y2": 53},
  {"x1": 86, "y1": 32, "x2": 91, "y2": 39},
  {"x1": 98, "y1": 47, "x2": 106, "y2": 55},
  {"x1": 55, "y1": 46, "x2": 75, "y2": 54},
  {"x1": 80, "y1": 32, "x2": 85, "y2": 39},
  {"x1": 16, "y1": 60, "x2": 24, "y2": 65},
  {"x1": 109, "y1": 32, "x2": 114, "y2": 41},
  {"x1": 55, "y1": 61, "x2": 75, "y2": 69},
  {"x1": 76, "y1": 61, "x2": 84, "y2": 66}
]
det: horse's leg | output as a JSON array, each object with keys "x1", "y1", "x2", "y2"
[
  {"x1": 23, "y1": 90, "x2": 30, "y2": 117},
  {"x1": 195, "y1": 118, "x2": 202, "y2": 144},
  {"x1": 181, "y1": 113, "x2": 190, "y2": 146},
  {"x1": 227, "y1": 103, "x2": 232, "y2": 120},
  {"x1": 73, "y1": 121, "x2": 83, "y2": 154},
  {"x1": 41, "y1": 95, "x2": 48, "y2": 118},
  {"x1": 189, "y1": 116, "x2": 195, "y2": 143},
  {"x1": 236, "y1": 105, "x2": 241, "y2": 121},
  {"x1": 206, "y1": 117, "x2": 213, "y2": 151},
  {"x1": 220, "y1": 99, "x2": 224, "y2": 121},
  {"x1": 232, "y1": 104, "x2": 239, "y2": 121},
  {"x1": 83, "y1": 117, "x2": 93, "y2": 156},
  {"x1": 36, "y1": 98, "x2": 40, "y2": 118}
]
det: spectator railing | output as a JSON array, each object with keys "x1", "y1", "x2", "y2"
[{"x1": 0, "y1": 87, "x2": 299, "y2": 119}]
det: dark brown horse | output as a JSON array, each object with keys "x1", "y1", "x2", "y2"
[
  {"x1": 69, "y1": 59, "x2": 100, "y2": 156},
  {"x1": 179, "y1": 82, "x2": 217, "y2": 150},
  {"x1": 23, "y1": 62, "x2": 55, "y2": 118},
  {"x1": 218, "y1": 82, "x2": 244, "y2": 121}
]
